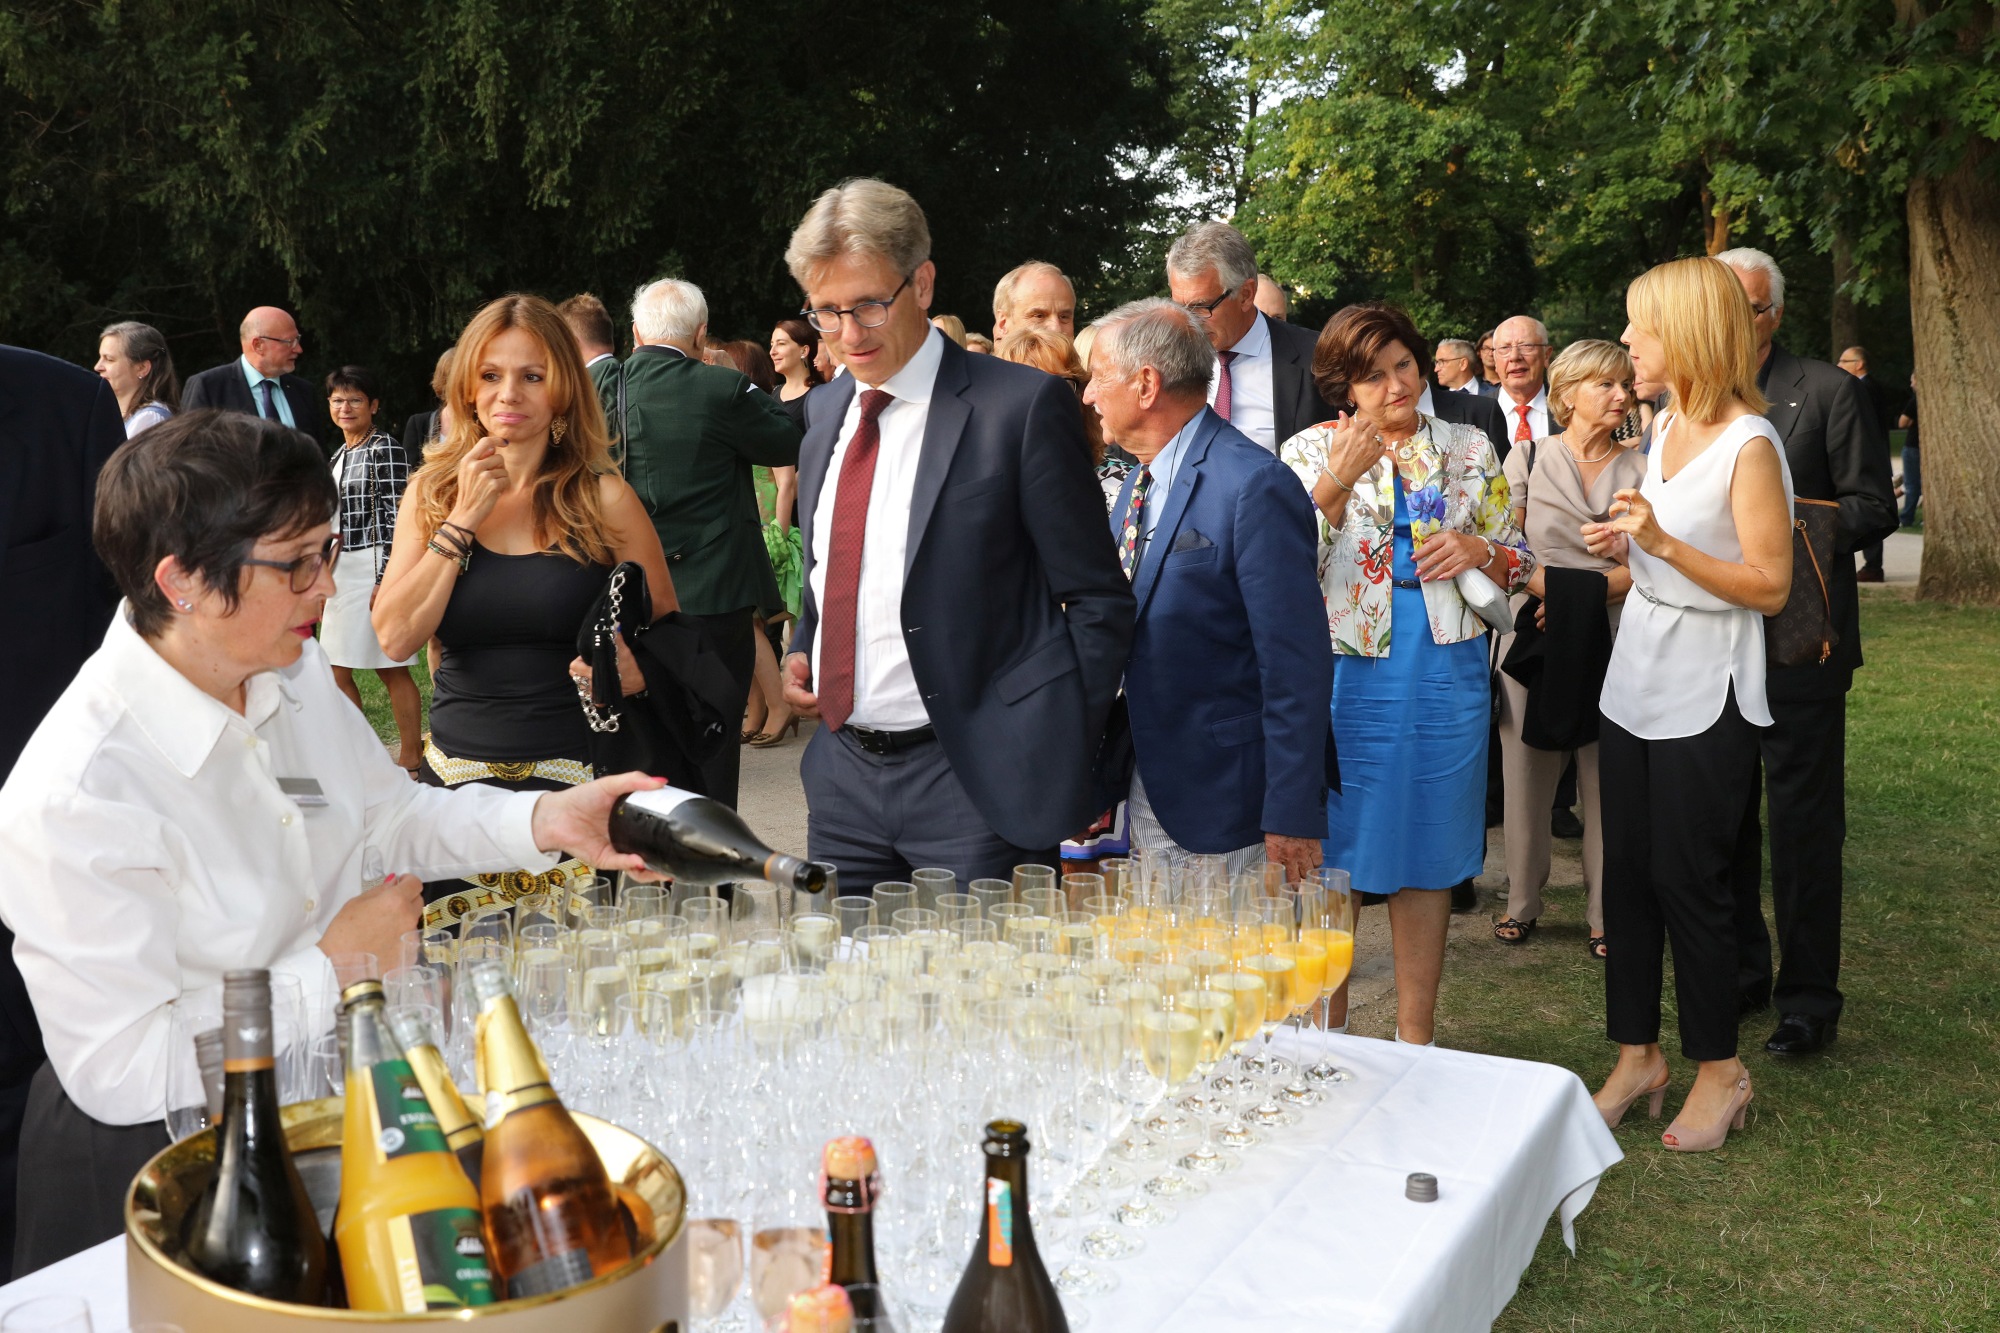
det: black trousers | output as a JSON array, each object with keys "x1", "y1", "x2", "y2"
[
  {"x1": 1730, "y1": 693, "x2": 1848, "y2": 1021},
  {"x1": 688, "y1": 607, "x2": 758, "y2": 809},
  {"x1": 1600, "y1": 693, "x2": 1762, "y2": 1061},
  {"x1": 13, "y1": 1062, "x2": 169, "y2": 1276}
]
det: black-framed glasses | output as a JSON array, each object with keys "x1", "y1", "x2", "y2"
[
  {"x1": 253, "y1": 334, "x2": 304, "y2": 349},
  {"x1": 243, "y1": 535, "x2": 340, "y2": 593},
  {"x1": 801, "y1": 275, "x2": 912, "y2": 334},
  {"x1": 1747, "y1": 301, "x2": 1776, "y2": 317},
  {"x1": 1181, "y1": 291, "x2": 1236, "y2": 320},
  {"x1": 1491, "y1": 342, "x2": 1550, "y2": 357}
]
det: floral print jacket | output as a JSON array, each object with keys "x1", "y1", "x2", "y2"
[{"x1": 1279, "y1": 415, "x2": 1534, "y2": 656}]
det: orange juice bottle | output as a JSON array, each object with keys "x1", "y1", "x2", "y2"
[{"x1": 336, "y1": 981, "x2": 496, "y2": 1312}]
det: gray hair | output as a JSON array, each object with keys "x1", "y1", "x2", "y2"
[
  {"x1": 992, "y1": 260, "x2": 1072, "y2": 320},
  {"x1": 1714, "y1": 247, "x2": 1786, "y2": 311},
  {"x1": 1093, "y1": 298, "x2": 1216, "y2": 398},
  {"x1": 1437, "y1": 337, "x2": 1476, "y2": 361},
  {"x1": 631, "y1": 278, "x2": 707, "y2": 343},
  {"x1": 785, "y1": 178, "x2": 932, "y2": 289},
  {"x1": 1166, "y1": 221, "x2": 1258, "y2": 294},
  {"x1": 1496, "y1": 314, "x2": 1549, "y2": 345}
]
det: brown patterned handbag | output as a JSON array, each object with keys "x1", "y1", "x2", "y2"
[{"x1": 1765, "y1": 496, "x2": 1841, "y2": 667}]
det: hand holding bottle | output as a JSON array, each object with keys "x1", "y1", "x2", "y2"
[{"x1": 528, "y1": 772, "x2": 669, "y2": 878}]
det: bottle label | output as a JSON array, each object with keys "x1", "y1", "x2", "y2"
[
  {"x1": 385, "y1": 1207, "x2": 497, "y2": 1310},
  {"x1": 506, "y1": 1246, "x2": 597, "y2": 1297},
  {"x1": 370, "y1": 1060, "x2": 450, "y2": 1159},
  {"x1": 622, "y1": 786, "x2": 701, "y2": 818},
  {"x1": 986, "y1": 1179, "x2": 1014, "y2": 1268}
]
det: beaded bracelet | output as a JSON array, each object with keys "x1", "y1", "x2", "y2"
[{"x1": 426, "y1": 535, "x2": 470, "y2": 573}]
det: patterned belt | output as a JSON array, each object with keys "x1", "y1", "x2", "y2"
[{"x1": 422, "y1": 739, "x2": 592, "y2": 789}]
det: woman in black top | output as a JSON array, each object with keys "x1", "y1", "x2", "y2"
[{"x1": 374, "y1": 294, "x2": 673, "y2": 926}]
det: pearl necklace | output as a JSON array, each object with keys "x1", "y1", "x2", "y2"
[{"x1": 1566, "y1": 434, "x2": 1615, "y2": 465}]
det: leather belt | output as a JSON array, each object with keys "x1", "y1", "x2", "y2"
[
  {"x1": 844, "y1": 724, "x2": 938, "y2": 756},
  {"x1": 1392, "y1": 577, "x2": 1423, "y2": 590}
]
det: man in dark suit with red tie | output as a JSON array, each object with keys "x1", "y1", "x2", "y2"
[
  {"x1": 180, "y1": 306, "x2": 322, "y2": 448},
  {"x1": 779, "y1": 180, "x2": 1135, "y2": 885}
]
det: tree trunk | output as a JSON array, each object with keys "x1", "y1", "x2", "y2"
[
  {"x1": 1830, "y1": 227, "x2": 1859, "y2": 361},
  {"x1": 1701, "y1": 180, "x2": 1730, "y2": 255},
  {"x1": 1908, "y1": 141, "x2": 2000, "y2": 605}
]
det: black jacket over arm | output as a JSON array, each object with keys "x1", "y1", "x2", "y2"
[
  {"x1": 1758, "y1": 343, "x2": 1899, "y2": 697},
  {"x1": 1428, "y1": 386, "x2": 1511, "y2": 460},
  {"x1": 793, "y1": 341, "x2": 1137, "y2": 849}
]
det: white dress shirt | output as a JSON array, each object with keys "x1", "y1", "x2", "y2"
[
  {"x1": 238, "y1": 354, "x2": 296, "y2": 428},
  {"x1": 1500, "y1": 385, "x2": 1550, "y2": 443},
  {"x1": 0, "y1": 612, "x2": 554, "y2": 1125},
  {"x1": 1206, "y1": 312, "x2": 1276, "y2": 452},
  {"x1": 807, "y1": 327, "x2": 946, "y2": 730}
]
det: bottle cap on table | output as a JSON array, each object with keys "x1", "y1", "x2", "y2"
[{"x1": 1406, "y1": 1171, "x2": 1439, "y2": 1202}]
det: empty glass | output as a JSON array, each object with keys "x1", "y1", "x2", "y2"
[
  {"x1": 832, "y1": 895, "x2": 878, "y2": 938},
  {"x1": 162, "y1": 983, "x2": 225, "y2": 1141},
  {"x1": 0, "y1": 1295, "x2": 93, "y2": 1332},
  {"x1": 911, "y1": 867, "x2": 956, "y2": 912}
]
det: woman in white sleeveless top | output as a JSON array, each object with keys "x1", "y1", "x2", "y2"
[{"x1": 1583, "y1": 258, "x2": 1794, "y2": 1153}]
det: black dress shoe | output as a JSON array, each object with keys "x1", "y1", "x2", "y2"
[
  {"x1": 1738, "y1": 987, "x2": 1771, "y2": 1020},
  {"x1": 1550, "y1": 806, "x2": 1585, "y2": 839},
  {"x1": 1450, "y1": 879, "x2": 1478, "y2": 913},
  {"x1": 1765, "y1": 1013, "x2": 1837, "y2": 1055}
]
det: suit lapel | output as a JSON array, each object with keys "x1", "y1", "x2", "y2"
[
  {"x1": 904, "y1": 340, "x2": 972, "y2": 579},
  {"x1": 1762, "y1": 346, "x2": 1807, "y2": 460},
  {"x1": 797, "y1": 376, "x2": 857, "y2": 562},
  {"x1": 1131, "y1": 410, "x2": 1219, "y2": 619}
]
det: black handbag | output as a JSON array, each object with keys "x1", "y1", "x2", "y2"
[
  {"x1": 1765, "y1": 497, "x2": 1841, "y2": 668},
  {"x1": 575, "y1": 562, "x2": 735, "y2": 790}
]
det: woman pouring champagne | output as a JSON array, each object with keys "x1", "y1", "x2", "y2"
[{"x1": 0, "y1": 410, "x2": 664, "y2": 1274}]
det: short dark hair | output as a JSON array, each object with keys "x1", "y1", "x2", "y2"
[
  {"x1": 324, "y1": 364, "x2": 380, "y2": 401},
  {"x1": 95, "y1": 410, "x2": 337, "y2": 637},
  {"x1": 1311, "y1": 303, "x2": 1431, "y2": 412},
  {"x1": 557, "y1": 293, "x2": 615, "y2": 351}
]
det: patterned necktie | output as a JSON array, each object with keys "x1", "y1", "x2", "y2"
[
  {"x1": 1118, "y1": 466, "x2": 1154, "y2": 581},
  {"x1": 258, "y1": 379, "x2": 280, "y2": 421},
  {"x1": 1215, "y1": 350, "x2": 1238, "y2": 421},
  {"x1": 817, "y1": 389, "x2": 895, "y2": 732},
  {"x1": 1513, "y1": 402, "x2": 1533, "y2": 443}
]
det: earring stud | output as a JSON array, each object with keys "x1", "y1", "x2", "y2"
[{"x1": 177, "y1": 600, "x2": 192, "y2": 610}]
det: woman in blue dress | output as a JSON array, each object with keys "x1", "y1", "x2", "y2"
[{"x1": 1280, "y1": 303, "x2": 1533, "y2": 1045}]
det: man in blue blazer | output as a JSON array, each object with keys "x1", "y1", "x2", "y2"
[
  {"x1": 1084, "y1": 301, "x2": 1332, "y2": 878},
  {"x1": 779, "y1": 180, "x2": 1134, "y2": 884}
]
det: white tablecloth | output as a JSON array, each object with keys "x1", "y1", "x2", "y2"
[{"x1": 0, "y1": 1034, "x2": 1619, "y2": 1332}]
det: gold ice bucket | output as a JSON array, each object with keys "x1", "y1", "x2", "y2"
[{"x1": 124, "y1": 1098, "x2": 688, "y2": 1330}]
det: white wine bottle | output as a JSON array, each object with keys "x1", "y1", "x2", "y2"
[{"x1": 609, "y1": 786, "x2": 826, "y2": 892}]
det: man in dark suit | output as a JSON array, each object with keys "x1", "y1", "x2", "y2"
[
  {"x1": 1165, "y1": 222, "x2": 1334, "y2": 452},
  {"x1": 0, "y1": 347, "x2": 125, "y2": 1282},
  {"x1": 1719, "y1": 249, "x2": 1899, "y2": 1055},
  {"x1": 1422, "y1": 375, "x2": 1511, "y2": 459},
  {"x1": 180, "y1": 306, "x2": 320, "y2": 446},
  {"x1": 618, "y1": 278, "x2": 802, "y2": 808},
  {"x1": 399, "y1": 348, "x2": 456, "y2": 463},
  {"x1": 1086, "y1": 301, "x2": 1331, "y2": 880},
  {"x1": 1836, "y1": 345, "x2": 1899, "y2": 581},
  {"x1": 1433, "y1": 338, "x2": 1495, "y2": 397},
  {"x1": 779, "y1": 180, "x2": 1135, "y2": 884}
]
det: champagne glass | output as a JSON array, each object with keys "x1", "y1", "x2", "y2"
[
  {"x1": 1278, "y1": 882, "x2": 1328, "y2": 1107},
  {"x1": 1062, "y1": 871, "x2": 1105, "y2": 913},
  {"x1": 832, "y1": 895, "x2": 878, "y2": 939},
  {"x1": 911, "y1": 867, "x2": 956, "y2": 912},
  {"x1": 1098, "y1": 857, "x2": 1132, "y2": 900},
  {"x1": 933, "y1": 892, "x2": 979, "y2": 931},
  {"x1": 872, "y1": 881, "x2": 917, "y2": 921},
  {"x1": 687, "y1": 1216, "x2": 746, "y2": 1332},
  {"x1": 0, "y1": 1296, "x2": 93, "y2": 1332},
  {"x1": 163, "y1": 984, "x2": 225, "y2": 1140},
  {"x1": 1012, "y1": 863, "x2": 1057, "y2": 901},
  {"x1": 1306, "y1": 868, "x2": 1358, "y2": 1084},
  {"x1": 512, "y1": 890, "x2": 561, "y2": 936},
  {"x1": 1242, "y1": 940, "x2": 1301, "y2": 1129},
  {"x1": 517, "y1": 939, "x2": 571, "y2": 1034},
  {"x1": 461, "y1": 904, "x2": 514, "y2": 950},
  {"x1": 1135, "y1": 989, "x2": 1207, "y2": 1202},
  {"x1": 968, "y1": 878, "x2": 1013, "y2": 918},
  {"x1": 564, "y1": 872, "x2": 615, "y2": 929},
  {"x1": 383, "y1": 964, "x2": 445, "y2": 1017}
]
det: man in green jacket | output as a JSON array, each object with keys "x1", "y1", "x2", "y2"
[{"x1": 616, "y1": 277, "x2": 803, "y2": 805}]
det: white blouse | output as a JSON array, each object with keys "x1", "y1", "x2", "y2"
[
  {"x1": 0, "y1": 611, "x2": 555, "y2": 1125},
  {"x1": 1599, "y1": 414, "x2": 1794, "y2": 740}
]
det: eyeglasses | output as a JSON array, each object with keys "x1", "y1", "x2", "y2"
[
  {"x1": 328, "y1": 395, "x2": 371, "y2": 408},
  {"x1": 1434, "y1": 354, "x2": 1468, "y2": 365},
  {"x1": 1491, "y1": 342, "x2": 1549, "y2": 357},
  {"x1": 243, "y1": 535, "x2": 341, "y2": 593},
  {"x1": 1748, "y1": 301, "x2": 1777, "y2": 317},
  {"x1": 801, "y1": 276, "x2": 911, "y2": 334},
  {"x1": 1180, "y1": 291, "x2": 1237, "y2": 320},
  {"x1": 253, "y1": 334, "x2": 304, "y2": 349}
]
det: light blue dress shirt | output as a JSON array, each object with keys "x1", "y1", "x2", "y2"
[
  {"x1": 239, "y1": 355, "x2": 297, "y2": 428},
  {"x1": 1139, "y1": 409, "x2": 1204, "y2": 537}
]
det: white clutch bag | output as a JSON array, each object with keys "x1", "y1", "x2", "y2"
[{"x1": 1455, "y1": 567, "x2": 1515, "y2": 634}]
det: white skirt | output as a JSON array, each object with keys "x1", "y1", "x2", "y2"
[{"x1": 322, "y1": 546, "x2": 411, "y2": 669}]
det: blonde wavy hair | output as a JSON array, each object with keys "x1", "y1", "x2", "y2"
[
  {"x1": 1625, "y1": 257, "x2": 1768, "y2": 423},
  {"x1": 414, "y1": 294, "x2": 618, "y2": 564},
  {"x1": 1546, "y1": 339, "x2": 1634, "y2": 429}
]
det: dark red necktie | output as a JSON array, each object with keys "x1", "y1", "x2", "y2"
[
  {"x1": 1215, "y1": 349, "x2": 1237, "y2": 420},
  {"x1": 817, "y1": 389, "x2": 894, "y2": 732}
]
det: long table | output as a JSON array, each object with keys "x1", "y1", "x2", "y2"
[{"x1": 0, "y1": 1033, "x2": 1620, "y2": 1331}]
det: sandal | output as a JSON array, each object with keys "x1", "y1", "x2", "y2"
[
  {"x1": 1493, "y1": 917, "x2": 1537, "y2": 944},
  {"x1": 1587, "y1": 935, "x2": 1608, "y2": 961}
]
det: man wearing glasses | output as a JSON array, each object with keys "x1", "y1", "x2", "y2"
[
  {"x1": 1164, "y1": 221, "x2": 1333, "y2": 453},
  {"x1": 182, "y1": 306, "x2": 323, "y2": 448},
  {"x1": 1491, "y1": 315, "x2": 1554, "y2": 445},
  {"x1": 779, "y1": 179, "x2": 1134, "y2": 884}
]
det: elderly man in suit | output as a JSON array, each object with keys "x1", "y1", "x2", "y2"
[
  {"x1": 1166, "y1": 222, "x2": 1333, "y2": 453},
  {"x1": 620, "y1": 277, "x2": 803, "y2": 806},
  {"x1": 992, "y1": 261, "x2": 1077, "y2": 341},
  {"x1": 1491, "y1": 315, "x2": 1555, "y2": 447},
  {"x1": 1085, "y1": 301, "x2": 1331, "y2": 879},
  {"x1": 780, "y1": 179, "x2": 1134, "y2": 884},
  {"x1": 0, "y1": 347, "x2": 124, "y2": 1281},
  {"x1": 1718, "y1": 247, "x2": 1899, "y2": 1055},
  {"x1": 181, "y1": 306, "x2": 319, "y2": 444}
]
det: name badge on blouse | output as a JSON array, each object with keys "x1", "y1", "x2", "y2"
[{"x1": 278, "y1": 777, "x2": 328, "y2": 808}]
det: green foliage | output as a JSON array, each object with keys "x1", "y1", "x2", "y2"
[{"x1": 0, "y1": 0, "x2": 1176, "y2": 410}]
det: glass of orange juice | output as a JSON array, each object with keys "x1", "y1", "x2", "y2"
[{"x1": 1303, "y1": 867, "x2": 1357, "y2": 1084}]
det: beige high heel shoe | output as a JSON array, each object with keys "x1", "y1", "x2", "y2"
[
  {"x1": 1596, "y1": 1063, "x2": 1670, "y2": 1129},
  {"x1": 1661, "y1": 1075, "x2": 1753, "y2": 1152}
]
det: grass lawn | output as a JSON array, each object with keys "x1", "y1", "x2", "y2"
[
  {"x1": 352, "y1": 654, "x2": 430, "y2": 751},
  {"x1": 1472, "y1": 594, "x2": 2000, "y2": 1329}
]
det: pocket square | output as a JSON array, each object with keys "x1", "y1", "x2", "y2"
[{"x1": 1170, "y1": 529, "x2": 1215, "y2": 553}]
